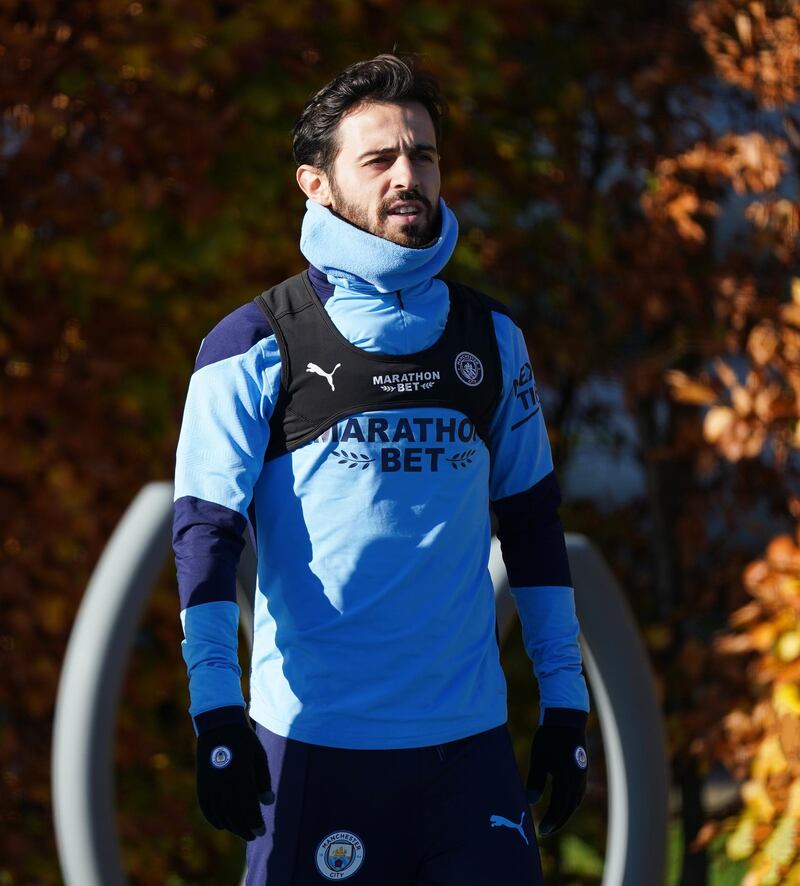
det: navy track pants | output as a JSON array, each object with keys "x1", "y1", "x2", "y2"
[{"x1": 245, "y1": 721, "x2": 543, "y2": 885}]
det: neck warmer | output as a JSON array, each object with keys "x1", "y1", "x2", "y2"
[{"x1": 299, "y1": 197, "x2": 459, "y2": 295}]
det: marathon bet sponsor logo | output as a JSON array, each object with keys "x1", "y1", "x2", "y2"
[
  {"x1": 314, "y1": 415, "x2": 481, "y2": 473},
  {"x1": 373, "y1": 369, "x2": 440, "y2": 392},
  {"x1": 454, "y1": 351, "x2": 484, "y2": 386},
  {"x1": 315, "y1": 830, "x2": 365, "y2": 880}
]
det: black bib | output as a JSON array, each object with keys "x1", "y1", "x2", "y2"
[{"x1": 255, "y1": 271, "x2": 503, "y2": 461}]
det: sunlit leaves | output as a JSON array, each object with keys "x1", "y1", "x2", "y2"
[
  {"x1": 713, "y1": 529, "x2": 800, "y2": 883},
  {"x1": 690, "y1": 0, "x2": 800, "y2": 108},
  {"x1": 727, "y1": 814, "x2": 757, "y2": 859}
]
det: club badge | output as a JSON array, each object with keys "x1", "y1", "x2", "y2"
[
  {"x1": 315, "y1": 830, "x2": 365, "y2": 880},
  {"x1": 210, "y1": 745, "x2": 232, "y2": 769},
  {"x1": 454, "y1": 351, "x2": 484, "y2": 387}
]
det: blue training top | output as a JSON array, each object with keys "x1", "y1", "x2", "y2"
[{"x1": 173, "y1": 265, "x2": 589, "y2": 748}]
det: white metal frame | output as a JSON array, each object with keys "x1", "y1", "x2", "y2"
[{"x1": 52, "y1": 482, "x2": 668, "y2": 886}]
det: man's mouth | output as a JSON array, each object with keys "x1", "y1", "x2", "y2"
[{"x1": 386, "y1": 200, "x2": 426, "y2": 220}]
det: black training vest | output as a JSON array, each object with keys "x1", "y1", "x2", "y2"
[{"x1": 254, "y1": 271, "x2": 503, "y2": 461}]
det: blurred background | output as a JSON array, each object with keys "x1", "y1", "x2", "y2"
[{"x1": 2, "y1": 0, "x2": 799, "y2": 883}]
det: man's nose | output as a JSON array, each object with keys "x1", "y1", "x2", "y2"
[{"x1": 390, "y1": 154, "x2": 418, "y2": 190}]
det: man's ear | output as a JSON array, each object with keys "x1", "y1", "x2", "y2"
[{"x1": 296, "y1": 165, "x2": 332, "y2": 206}]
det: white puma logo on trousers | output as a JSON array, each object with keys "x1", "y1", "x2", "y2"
[
  {"x1": 489, "y1": 811, "x2": 529, "y2": 845},
  {"x1": 306, "y1": 362, "x2": 341, "y2": 392}
]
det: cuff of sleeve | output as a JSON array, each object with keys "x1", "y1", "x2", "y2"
[
  {"x1": 193, "y1": 704, "x2": 249, "y2": 735},
  {"x1": 542, "y1": 707, "x2": 588, "y2": 729},
  {"x1": 512, "y1": 585, "x2": 590, "y2": 721}
]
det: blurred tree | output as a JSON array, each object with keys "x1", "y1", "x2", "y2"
[
  {"x1": 1, "y1": 0, "x2": 798, "y2": 883},
  {"x1": 657, "y1": 2, "x2": 800, "y2": 884}
]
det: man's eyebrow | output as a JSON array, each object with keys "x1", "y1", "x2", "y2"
[{"x1": 357, "y1": 143, "x2": 438, "y2": 160}]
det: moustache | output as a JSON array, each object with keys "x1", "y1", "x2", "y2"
[{"x1": 379, "y1": 191, "x2": 433, "y2": 220}]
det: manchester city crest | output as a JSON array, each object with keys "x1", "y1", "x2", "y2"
[
  {"x1": 315, "y1": 830, "x2": 365, "y2": 880},
  {"x1": 454, "y1": 351, "x2": 484, "y2": 387},
  {"x1": 209, "y1": 745, "x2": 232, "y2": 769}
]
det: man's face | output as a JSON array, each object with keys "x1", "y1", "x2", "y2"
[{"x1": 325, "y1": 101, "x2": 442, "y2": 248}]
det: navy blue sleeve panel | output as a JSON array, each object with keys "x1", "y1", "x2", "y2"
[
  {"x1": 194, "y1": 301, "x2": 274, "y2": 372},
  {"x1": 307, "y1": 264, "x2": 335, "y2": 302},
  {"x1": 472, "y1": 288, "x2": 514, "y2": 320},
  {"x1": 492, "y1": 471, "x2": 573, "y2": 589},
  {"x1": 173, "y1": 496, "x2": 248, "y2": 610}
]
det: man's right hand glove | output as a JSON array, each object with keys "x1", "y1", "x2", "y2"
[{"x1": 195, "y1": 706, "x2": 274, "y2": 842}]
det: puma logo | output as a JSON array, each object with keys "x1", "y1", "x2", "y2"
[
  {"x1": 306, "y1": 362, "x2": 341, "y2": 392},
  {"x1": 489, "y1": 811, "x2": 529, "y2": 845}
]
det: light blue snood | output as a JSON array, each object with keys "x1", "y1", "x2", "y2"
[
  {"x1": 298, "y1": 197, "x2": 459, "y2": 355},
  {"x1": 299, "y1": 197, "x2": 459, "y2": 294}
]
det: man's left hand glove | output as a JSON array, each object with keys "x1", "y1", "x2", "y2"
[{"x1": 526, "y1": 707, "x2": 588, "y2": 837}]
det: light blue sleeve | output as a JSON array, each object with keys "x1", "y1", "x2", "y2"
[
  {"x1": 174, "y1": 335, "x2": 282, "y2": 729},
  {"x1": 488, "y1": 313, "x2": 553, "y2": 502},
  {"x1": 512, "y1": 587, "x2": 590, "y2": 725},
  {"x1": 174, "y1": 336, "x2": 281, "y2": 514},
  {"x1": 180, "y1": 602, "x2": 244, "y2": 733},
  {"x1": 488, "y1": 312, "x2": 589, "y2": 724}
]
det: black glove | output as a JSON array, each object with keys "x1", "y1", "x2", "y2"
[
  {"x1": 526, "y1": 707, "x2": 588, "y2": 837},
  {"x1": 195, "y1": 705, "x2": 274, "y2": 841}
]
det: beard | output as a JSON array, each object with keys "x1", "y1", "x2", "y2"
[{"x1": 329, "y1": 178, "x2": 440, "y2": 248}]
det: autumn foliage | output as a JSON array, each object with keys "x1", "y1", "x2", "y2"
[
  {"x1": 1, "y1": 0, "x2": 799, "y2": 883},
  {"x1": 660, "y1": 2, "x2": 800, "y2": 883}
]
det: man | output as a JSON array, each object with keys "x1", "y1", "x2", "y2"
[{"x1": 173, "y1": 53, "x2": 590, "y2": 885}]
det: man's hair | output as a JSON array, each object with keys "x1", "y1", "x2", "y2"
[{"x1": 292, "y1": 53, "x2": 446, "y2": 172}]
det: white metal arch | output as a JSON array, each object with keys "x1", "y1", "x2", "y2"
[{"x1": 52, "y1": 482, "x2": 668, "y2": 885}]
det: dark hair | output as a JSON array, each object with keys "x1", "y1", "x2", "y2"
[{"x1": 292, "y1": 53, "x2": 446, "y2": 171}]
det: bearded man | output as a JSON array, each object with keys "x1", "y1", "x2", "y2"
[{"x1": 173, "y1": 52, "x2": 590, "y2": 886}]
